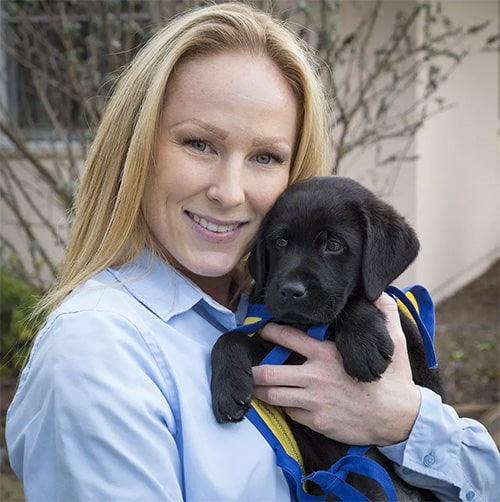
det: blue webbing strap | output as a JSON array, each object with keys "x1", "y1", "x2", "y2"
[
  {"x1": 385, "y1": 284, "x2": 438, "y2": 369},
  {"x1": 247, "y1": 285, "x2": 437, "y2": 369},
  {"x1": 242, "y1": 303, "x2": 330, "y2": 366},
  {"x1": 259, "y1": 321, "x2": 330, "y2": 365},
  {"x1": 302, "y1": 445, "x2": 398, "y2": 502},
  {"x1": 246, "y1": 407, "x2": 321, "y2": 502}
]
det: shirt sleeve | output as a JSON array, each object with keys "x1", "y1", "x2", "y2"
[
  {"x1": 6, "y1": 309, "x2": 184, "y2": 501},
  {"x1": 379, "y1": 386, "x2": 500, "y2": 501}
]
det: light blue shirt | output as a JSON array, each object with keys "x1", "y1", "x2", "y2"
[{"x1": 6, "y1": 251, "x2": 499, "y2": 501}]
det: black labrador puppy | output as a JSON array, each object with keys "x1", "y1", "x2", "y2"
[{"x1": 211, "y1": 176, "x2": 444, "y2": 500}]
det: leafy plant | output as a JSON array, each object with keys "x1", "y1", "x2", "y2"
[{"x1": 0, "y1": 269, "x2": 42, "y2": 376}]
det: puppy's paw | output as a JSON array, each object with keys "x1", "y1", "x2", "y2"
[
  {"x1": 341, "y1": 337, "x2": 394, "y2": 382},
  {"x1": 211, "y1": 367, "x2": 255, "y2": 423}
]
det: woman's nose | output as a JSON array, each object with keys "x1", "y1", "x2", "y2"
[{"x1": 206, "y1": 159, "x2": 246, "y2": 208}]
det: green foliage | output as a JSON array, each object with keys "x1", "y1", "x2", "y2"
[
  {"x1": 0, "y1": 269, "x2": 43, "y2": 377},
  {"x1": 449, "y1": 349, "x2": 467, "y2": 362}
]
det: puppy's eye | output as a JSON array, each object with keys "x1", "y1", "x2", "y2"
[
  {"x1": 326, "y1": 238, "x2": 344, "y2": 253},
  {"x1": 275, "y1": 238, "x2": 288, "y2": 248}
]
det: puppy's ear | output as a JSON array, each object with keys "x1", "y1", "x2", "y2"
[
  {"x1": 248, "y1": 221, "x2": 270, "y2": 299},
  {"x1": 361, "y1": 200, "x2": 419, "y2": 301}
]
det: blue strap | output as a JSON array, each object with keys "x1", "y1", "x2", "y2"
[
  {"x1": 302, "y1": 446, "x2": 398, "y2": 502},
  {"x1": 245, "y1": 285, "x2": 437, "y2": 369},
  {"x1": 241, "y1": 304, "x2": 330, "y2": 366},
  {"x1": 385, "y1": 284, "x2": 438, "y2": 369},
  {"x1": 260, "y1": 322, "x2": 330, "y2": 365},
  {"x1": 247, "y1": 302, "x2": 274, "y2": 320},
  {"x1": 246, "y1": 407, "x2": 323, "y2": 502}
]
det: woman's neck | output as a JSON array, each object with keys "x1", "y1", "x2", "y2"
[{"x1": 184, "y1": 271, "x2": 235, "y2": 309}]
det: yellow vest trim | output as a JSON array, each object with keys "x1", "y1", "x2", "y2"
[{"x1": 251, "y1": 398, "x2": 305, "y2": 475}]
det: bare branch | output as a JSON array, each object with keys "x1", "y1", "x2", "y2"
[
  {"x1": 0, "y1": 153, "x2": 65, "y2": 246},
  {"x1": 0, "y1": 121, "x2": 73, "y2": 207},
  {"x1": 0, "y1": 165, "x2": 58, "y2": 280}
]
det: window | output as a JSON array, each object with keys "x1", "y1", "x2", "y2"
[{"x1": 0, "y1": 0, "x2": 194, "y2": 141}]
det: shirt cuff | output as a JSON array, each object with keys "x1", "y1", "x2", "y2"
[{"x1": 378, "y1": 386, "x2": 467, "y2": 500}]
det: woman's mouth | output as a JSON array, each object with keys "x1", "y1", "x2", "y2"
[{"x1": 188, "y1": 212, "x2": 242, "y2": 233}]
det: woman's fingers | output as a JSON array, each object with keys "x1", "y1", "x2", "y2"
[
  {"x1": 252, "y1": 381, "x2": 307, "y2": 408},
  {"x1": 373, "y1": 292, "x2": 413, "y2": 377}
]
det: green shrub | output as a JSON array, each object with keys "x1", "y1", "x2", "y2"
[{"x1": 0, "y1": 270, "x2": 43, "y2": 376}]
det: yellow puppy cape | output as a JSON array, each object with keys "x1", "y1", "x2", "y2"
[{"x1": 237, "y1": 284, "x2": 437, "y2": 501}]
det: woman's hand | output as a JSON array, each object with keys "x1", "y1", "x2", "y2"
[{"x1": 252, "y1": 293, "x2": 421, "y2": 446}]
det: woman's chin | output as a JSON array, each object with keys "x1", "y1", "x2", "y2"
[{"x1": 177, "y1": 255, "x2": 240, "y2": 280}]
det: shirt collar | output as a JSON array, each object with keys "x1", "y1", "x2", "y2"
[{"x1": 107, "y1": 249, "x2": 248, "y2": 331}]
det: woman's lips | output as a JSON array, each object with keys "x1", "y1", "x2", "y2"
[{"x1": 187, "y1": 211, "x2": 243, "y2": 234}]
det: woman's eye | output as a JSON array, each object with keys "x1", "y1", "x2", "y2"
[
  {"x1": 186, "y1": 139, "x2": 210, "y2": 152},
  {"x1": 256, "y1": 153, "x2": 272, "y2": 165},
  {"x1": 255, "y1": 152, "x2": 283, "y2": 165}
]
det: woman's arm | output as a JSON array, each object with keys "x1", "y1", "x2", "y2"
[
  {"x1": 252, "y1": 293, "x2": 500, "y2": 501},
  {"x1": 380, "y1": 385, "x2": 499, "y2": 501},
  {"x1": 6, "y1": 310, "x2": 183, "y2": 501}
]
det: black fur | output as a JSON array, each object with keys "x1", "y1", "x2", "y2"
[{"x1": 211, "y1": 176, "x2": 444, "y2": 500}]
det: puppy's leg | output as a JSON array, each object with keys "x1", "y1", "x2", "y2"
[
  {"x1": 211, "y1": 332, "x2": 264, "y2": 423},
  {"x1": 334, "y1": 298, "x2": 394, "y2": 382}
]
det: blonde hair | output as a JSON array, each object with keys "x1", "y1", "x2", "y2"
[{"x1": 40, "y1": 2, "x2": 332, "y2": 316}]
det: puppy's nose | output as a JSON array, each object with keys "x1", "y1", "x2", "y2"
[{"x1": 279, "y1": 281, "x2": 307, "y2": 301}]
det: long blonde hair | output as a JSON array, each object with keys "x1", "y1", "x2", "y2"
[{"x1": 40, "y1": 2, "x2": 332, "y2": 316}]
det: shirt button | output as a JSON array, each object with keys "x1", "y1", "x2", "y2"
[
  {"x1": 466, "y1": 491, "x2": 475, "y2": 500},
  {"x1": 423, "y1": 453, "x2": 435, "y2": 467}
]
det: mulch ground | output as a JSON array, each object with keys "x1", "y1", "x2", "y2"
[{"x1": 434, "y1": 260, "x2": 499, "y2": 408}]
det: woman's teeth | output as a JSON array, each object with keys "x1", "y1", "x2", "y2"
[{"x1": 191, "y1": 214, "x2": 239, "y2": 233}]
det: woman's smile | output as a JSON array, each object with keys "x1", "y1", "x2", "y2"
[{"x1": 186, "y1": 211, "x2": 244, "y2": 234}]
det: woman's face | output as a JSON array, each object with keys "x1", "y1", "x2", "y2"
[{"x1": 141, "y1": 51, "x2": 298, "y2": 298}]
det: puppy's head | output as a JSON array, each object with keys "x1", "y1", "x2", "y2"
[{"x1": 249, "y1": 176, "x2": 419, "y2": 323}]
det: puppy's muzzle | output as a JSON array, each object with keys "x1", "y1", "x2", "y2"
[{"x1": 278, "y1": 280, "x2": 307, "y2": 302}]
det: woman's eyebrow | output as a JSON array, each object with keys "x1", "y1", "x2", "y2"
[
  {"x1": 171, "y1": 119, "x2": 290, "y2": 149},
  {"x1": 252, "y1": 136, "x2": 290, "y2": 147},
  {"x1": 172, "y1": 118, "x2": 228, "y2": 140}
]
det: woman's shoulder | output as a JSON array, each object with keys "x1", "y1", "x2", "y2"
[
  {"x1": 57, "y1": 268, "x2": 147, "y2": 318},
  {"x1": 21, "y1": 265, "x2": 182, "y2": 406},
  {"x1": 55, "y1": 253, "x2": 200, "y2": 322},
  {"x1": 33, "y1": 274, "x2": 156, "y2": 368}
]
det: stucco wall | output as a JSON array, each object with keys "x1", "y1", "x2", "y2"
[
  {"x1": 413, "y1": 0, "x2": 499, "y2": 302},
  {"x1": 342, "y1": 0, "x2": 499, "y2": 303}
]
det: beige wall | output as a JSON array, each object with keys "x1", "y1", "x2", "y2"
[
  {"x1": 336, "y1": 0, "x2": 499, "y2": 303},
  {"x1": 410, "y1": 0, "x2": 498, "y2": 302}
]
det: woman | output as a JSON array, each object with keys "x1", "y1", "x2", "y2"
[{"x1": 6, "y1": 3, "x2": 498, "y2": 501}]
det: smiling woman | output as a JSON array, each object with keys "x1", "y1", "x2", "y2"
[{"x1": 5, "y1": 2, "x2": 499, "y2": 501}]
